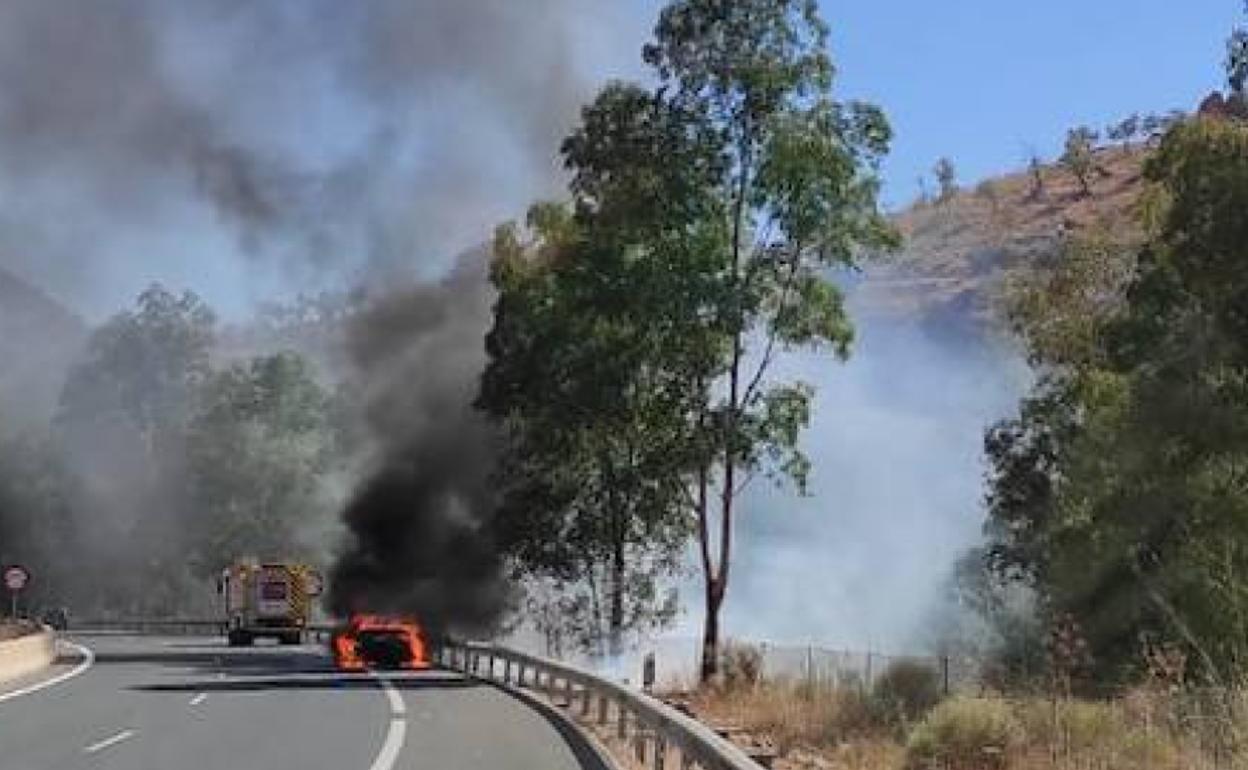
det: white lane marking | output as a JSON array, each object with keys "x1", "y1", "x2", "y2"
[
  {"x1": 0, "y1": 640, "x2": 95, "y2": 705},
  {"x1": 83, "y1": 729, "x2": 136, "y2": 754},
  {"x1": 367, "y1": 720, "x2": 406, "y2": 770},
  {"x1": 372, "y1": 674, "x2": 406, "y2": 716},
  {"x1": 189, "y1": 693, "x2": 208, "y2": 706}
]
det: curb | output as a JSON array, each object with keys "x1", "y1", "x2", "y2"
[{"x1": 0, "y1": 625, "x2": 56, "y2": 684}]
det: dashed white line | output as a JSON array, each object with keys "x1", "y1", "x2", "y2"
[
  {"x1": 83, "y1": 729, "x2": 135, "y2": 754},
  {"x1": 367, "y1": 720, "x2": 406, "y2": 770},
  {"x1": 189, "y1": 693, "x2": 208, "y2": 706},
  {"x1": 0, "y1": 640, "x2": 94, "y2": 705}
]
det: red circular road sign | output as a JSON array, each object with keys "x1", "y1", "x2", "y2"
[{"x1": 4, "y1": 565, "x2": 30, "y2": 592}]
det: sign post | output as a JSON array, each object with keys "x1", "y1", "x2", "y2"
[{"x1": 4, "y1": 565, "x2": 30, "y2": 619}]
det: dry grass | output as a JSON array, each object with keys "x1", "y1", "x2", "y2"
[
  {"x1": 689, "y1": 680, "x2": 900, "y2": 769},
  {"x1": 860, "y1": 144, "x2": 1151, "y2": 324},
  {"x1": 683, "y1": 681, "x2": 1248, "y2": 770}
]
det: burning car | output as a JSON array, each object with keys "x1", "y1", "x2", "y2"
[{"x1": 331, "y1": 615, "x2": 430, "y2": 671}]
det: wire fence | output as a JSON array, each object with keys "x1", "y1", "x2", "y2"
[
  {"x1": 632, "y1": 638, "x2": 1248, "y2": 769},
  {"x1": 629, "y1": 636, "x2": 980, "y2": 695}
]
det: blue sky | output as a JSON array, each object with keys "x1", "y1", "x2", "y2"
[
  {"x1": 625, "y1": 2, "x2": 1238, "y2": 207},
  {"x1": 1, "y1": 1, "x2": 1237, "y2": 318},
  {"x1": 821, "y1": 0, "x2": 1238, "y2": 206}
]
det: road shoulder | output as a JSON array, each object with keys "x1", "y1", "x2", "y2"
[{"x1": 0, "y1": 638, "x2": 93, "y2": 704}]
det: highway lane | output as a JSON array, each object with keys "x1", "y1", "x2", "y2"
[{"x1": 0, "y1": 634, "x2": 610, "y2": 770}]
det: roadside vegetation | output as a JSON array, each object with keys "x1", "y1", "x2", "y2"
[
  {"x1": 0, "y1": 287, "x2": 348, "y2": 616},
  {"x1": 672, "y1": 11, "x2": 1248, "y2": 769},
  {"x1": 478, "y1": 0, "x2": 896, "y2": 676},
  {"x1": 681, "y1": 646, "x2": 1245, "y2": 770}
]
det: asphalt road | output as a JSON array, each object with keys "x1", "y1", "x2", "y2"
[{"x1": 0, "y1": 634, "x2": 610, "y2": 770}]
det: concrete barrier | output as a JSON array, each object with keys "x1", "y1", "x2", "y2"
[{"x1": 0, "y1": 625, "x2": 56, "y2": 684}]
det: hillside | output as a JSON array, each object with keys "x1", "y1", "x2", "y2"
[
  {"x1": 856, "y1": 144, "x2": 1151, "y2": 329},
  {"x1": 0, "y1": 267, "x2": 87, "y2": 425}
]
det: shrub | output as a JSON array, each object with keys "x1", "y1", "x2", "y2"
[
  {"x1": 873, "y1": 660, "x2": 943, "y2": 725},
  {"x1": 906, "y1": 697, "x2": 1022, "y2": 770},
  {"x1": 1015, "y1": 698, "x2": 1122, "y2": 752},
  {"x1": 719, "y1": 641, "x2": 763, "y2": 690}
]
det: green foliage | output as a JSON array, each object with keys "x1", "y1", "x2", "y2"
[
  {"x1": 905, "y1": 697, "x2": 1023, "y2": 770},
  {"x1": 480, "y1": 0, "x2": 895, "y2": 671},
  {"x1": 58, "y1": 284, "x2": 215, "y2": 454},
  {"x1": 4, "y1": 285, "x2": 341, "y2": 615},
  {"x1": 185, "y1": 352, "x2": 336, "y2": 576},
  {"x1": 481, "y1": 200, "x2": 697, "y2": 654},
  {"x1": 1027, "y1": 153, "x2": 1046, "y2": 200},
  {"x1": 872, "y1": 660, "x2": 943, "y2": 725},
  {"x1": 984, "y1": 118, "x2": 1248, "y2": 684},
  {"x1": 0, "y1": 426, "x2": 74, "y2": 610},
  {"x1": 629, "y1": 0, "x2": 896, "y2": 676},
  {"x1": 934, "y1": 157, "x2": 958, "y2": 202},
  {"x1": 1061, "y1": 127, "x2": 1098, "y2": 196},
  {"x1": 720, "y1": 640, "x2": 764, "y2": 690},
  {"x1": 1107, "y1": 114, "x2": 1141, "y2": 148},
  {"x1": 1228, "y1": 5, "x2": 1248, "y2": 97}
]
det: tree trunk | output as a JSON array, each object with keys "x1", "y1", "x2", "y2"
[
  {"x1": 586, "y1": 559, "x2": 605, "y2": 660},
  {"x1": 700, "y1": 578, "x2": 722, "y2": 682},
  {"x1": 609, "y1": 498, "x2": 626, "y2": 657}
]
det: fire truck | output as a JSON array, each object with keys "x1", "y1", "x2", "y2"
[{"x1": 216, "y1": 561, "x2": 322, "y2": 646}]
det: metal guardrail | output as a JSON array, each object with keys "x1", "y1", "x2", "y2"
[
  {"x1": 438, "y1": 640, "x2": 764, "y2": 770},
  {"x1": 70, "y1": 618, "x2": 338, "y2": 641},
  {"x1": 71, "y1": 618, "x2": 227, "y2": 635}
]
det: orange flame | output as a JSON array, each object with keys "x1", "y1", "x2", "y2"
[{"x1": 332, "y1": 615, "x2": 429, "y2": 671}]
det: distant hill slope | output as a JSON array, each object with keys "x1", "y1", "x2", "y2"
[
  {"x1": 856, "y1": 144, "x2": 1150, "y2": 329},
  {"x1": 0, "y1": 267, "x2": 87, "y2": 425}
]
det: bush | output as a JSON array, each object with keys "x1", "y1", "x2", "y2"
[
  {"x1": 873, "y1": 660, "x2": 943, "y2": 725},
  {"x1": 719, "y1": 641, "x2": 763, "y2": 690},
  {"x1": 1015, "y1": 698, "x2": 1121, "y2": 752},
  {"x1": 906, "y1": 697, "x2": 1022, "y2": 770}
]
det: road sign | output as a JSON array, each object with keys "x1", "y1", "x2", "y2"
[
  {"x1": 4, "y1": 565, "x2": 29, "y2": 619},
  {"x1": 4, "y1": 565, "x2": 30, "y2": 592}
]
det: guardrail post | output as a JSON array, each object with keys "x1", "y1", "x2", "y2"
[
  {"x1": 598, "y1": 693, "x2": 608, "y2": 725},
  {"x1": 504, "y1": 658, "x2": 512, "y2": 685},
  {"x1": 617, "y1": 705, "x2": 628, "y2": 739},
  {"x1": 579, "y1": 685, "x2": 591, "y2": 717},
  {"x1": 653, "y1": 736, "x2": 667, "y2": 770},
  {"x1": 680, "y1": 751, "x2": 695, "y2": 770}
]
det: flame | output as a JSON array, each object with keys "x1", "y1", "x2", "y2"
[{"x1": 332, "y1": 615, "x2": 429, "y2": 671}]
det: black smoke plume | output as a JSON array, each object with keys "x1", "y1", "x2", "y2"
[{"x1": 326, "y1": 252, "x2": 509, "y2": 635}]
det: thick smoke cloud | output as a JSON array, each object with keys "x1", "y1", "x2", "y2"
[
  {"x1": 0, "y1": 0, "x2": 641, "y2": 318},
  {"x1": 0, "y1": 0, "x2": 641, "y2": 619},
  {"x1": 326, "y1": 253, "x2": 508, "y2": 634}
]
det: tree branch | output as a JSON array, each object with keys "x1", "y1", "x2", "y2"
[{"x1": 740, "y1": 242, "x2": 804, "y2": 409}]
